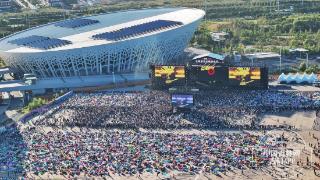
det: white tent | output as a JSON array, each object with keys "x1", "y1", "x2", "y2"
[
  {"x1": 278, "y1": 72, "x2": 318, "y2": 84},
  {"x1": 300, "y1": 73, "x2": 309, "y2": 83},
  {"x1": 309, "y1": 73, "x2": 318, "y2": 83},
  {"x1": 293, "y1": 73, "x2": 301, "y2": 83},
  {"x1": 286, "y1": 73, "x2": 296, "y2": 83},
  {"x1": 278, "y1": 73, "x2": 287, "y2": 83}
]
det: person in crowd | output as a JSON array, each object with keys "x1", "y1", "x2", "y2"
[
  {"x1": 1, "y1": 127, "x2": 277, "y2": 178},
  {"x1": 32, "y1": 90, "x2": 320, "y2": 130}
]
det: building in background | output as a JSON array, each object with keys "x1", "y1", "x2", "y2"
[
  {"x1": 0, "y1": 8, "x2": 204, "y2": 91},
  {"x1": 211, "y1": 32, "x2": 228, "y2": 42},
  {"x1": 0, "y1": 0, "x2": 12, "y2": 9},
  {"x1": 48, "y1": 0, "x2": 62, "y2": 7}
]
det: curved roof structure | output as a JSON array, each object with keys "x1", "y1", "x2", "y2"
[
  {"x1": 0, "y1": 8, "x2": 205, "y2": 53},
  {"x1": 0, "y1": 8, "x2": 205, "y2": 80},
  {"x1": 193, "y1": 53, "x2": 225, "y2": 61}
]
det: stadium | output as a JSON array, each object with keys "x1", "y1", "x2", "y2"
[{"x1": 0, "y1": 8, "x2": 205, "y2": 81}]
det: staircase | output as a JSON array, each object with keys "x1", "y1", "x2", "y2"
[
  {"x1": 13, "y1": 0, "x2": 27, "y2": 8},
  {"x1": 23, "y1": 0, "x2": 37, "y2": 9},
  {"x1": 13, "y1": 0, "x2": 37, "y2": 9}
]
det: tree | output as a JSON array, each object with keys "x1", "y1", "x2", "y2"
[
  {"x1": 299, "y1": 62, "x2": 307, "y2": 72},
  {"x1": 306, "y1": 64, "x2": 320, "y2": 73},
  {"x1": 0, "y1": 57, "x2": 6, "y2": 67},
  {"x1": 22, "y1": 97, "x2": 48, "y2": 114}
]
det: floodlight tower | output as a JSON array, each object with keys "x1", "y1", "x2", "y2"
[
  {"x1": 269, "y1": 0, "x2": 272, "y2": 13},
  {"x1": 204, "y1": 0, "x2": 207, "y2": 21}
]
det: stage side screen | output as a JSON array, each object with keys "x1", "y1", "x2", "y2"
[
  {"x1": 171, "y1": 94, "x2": 193, "y2": 108},
  {"x1": 153, "y1": 66, "x2": 186, "y2": 87},
  {"x1": 228, "y1": 67, "x2": 261, "y2": 87}
]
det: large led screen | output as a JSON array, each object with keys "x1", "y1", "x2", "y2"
[
  {"x1": 228, "y1": 67, "x2": 261, "y2": 86},
  {"x1": 154, "y1": 66, "x2": 185, "y2": 85},
  {"x1": 171, "y1": 94, "x2": 193, "y2": 108}
]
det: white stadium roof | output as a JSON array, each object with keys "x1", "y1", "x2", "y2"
[{"x1": 0, "y1": 8, "x2": 205, "y2": 53}]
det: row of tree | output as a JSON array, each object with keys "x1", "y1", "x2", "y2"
[
  {"x1": 276, "y1": 62, "x2": 320, "y2": 74},
  {"x1": 3, "y1": 0, "x2": 320, "y2": 38},
  {"x1": 191, "y1": 13, "x2": 320, "y2": 55},
  {"x1": 22, "y1": 97, "x2": 48, "y2": 114}
]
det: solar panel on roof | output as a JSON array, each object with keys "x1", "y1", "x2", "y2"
[
  {"x1": 8, "y1": 35, "x2": 72, "y2": 50},
  {"x1": 28, "y1": 38, "x2": 72, "y2": 50},
  {"x1": 55, "y1": 18, "x2": 99, "y2": 28},
  {"x1": 8, "y1": 35, "x2": 50, "y2": 46},
  {"x1": 92, "y1": 20, "x2": 183, "y2": 41}
]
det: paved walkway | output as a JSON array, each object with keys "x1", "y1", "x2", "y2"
[
  {"x1": 0, "y1": 92, "x2": 10, "y2": 125},
  {"x1": 269, "y1": 82, "x2": 320, "y2": 91},
  {"x1": 314, "y1": 111, "x2": 320, "y2": 131},
  {"x1": 0, "y1": 91, "x2": 24, "y2": 126},
  {"x1": 6, "y1": 92, "x2": 24, "y2": 122}
]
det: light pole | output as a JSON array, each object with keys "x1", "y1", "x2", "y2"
[
  {"x1": 280, "y1": 47, "x2": 282, "y2": 72},
  {"x1": 112, "y1": 71, "x2": 115, "y2": 84},
  {"x1": 306, "y1": 53, "x2": 309, "y2": 69},
  {"x1": 251, "y1": 49, "x2": 257, "y2": 66},
  {"x1": 204, "y1": 0, "x2": 207, "y2": 21}
]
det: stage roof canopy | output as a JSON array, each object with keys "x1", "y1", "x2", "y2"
[{"x1": 193, "y1": 53, "x2": 225, "y2": 61}]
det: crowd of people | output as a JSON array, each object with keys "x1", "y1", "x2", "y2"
[
  {"x1": 31, "y1": 90, "x2": 320, "y2": 130},
  {"x1": 2, "y1": 89, "x2": 320, "y2": 178},
  {"x1": 33, "y1": 91, "x2": 176, "y2": 129},
  {"x1": 0, "y1": 125, "x2": 27, "y2": 177},
  {"x1": 189, "y1": 90, "x2": 320, "y2": 128},
  {"x1": 1, "y1": 126, "x2": 278, "y2": 178}
]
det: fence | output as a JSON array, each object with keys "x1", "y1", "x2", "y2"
[
  {"x1": 0, "y1": 170, "x2": 21, "y2": 179},
  {"x1": 20, "y1": 91, "x2": 74, "y2": 123}
]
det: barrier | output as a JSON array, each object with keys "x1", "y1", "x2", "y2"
[
  {"x1": 20, "y1": 91, "x2": 74, "y2": 123},
  {"x1": 0, "y1": 127, "x2": 6, "y2": 134},
  {"x1": 314, "y1": 110, "x2": 320, "y2": 131},
  {"x1": 0, "y1": 171, "x2": 21, "y2": 179}
]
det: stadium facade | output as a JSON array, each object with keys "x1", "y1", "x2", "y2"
[{"x1": 0, "y1": 8, "x2": 205, "y2": 80}]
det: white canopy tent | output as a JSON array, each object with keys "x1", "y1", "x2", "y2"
[{"x1": 278, "y1": 72, "x2": 318, "y2": 84}]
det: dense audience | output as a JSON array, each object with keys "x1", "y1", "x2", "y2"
[
  {"x1": 32, "y1": 90, "x2": 320, "y2": 129},
  {"x1": 0, "y1": 126, "x2": 27, "y2": 177},
  {"x1": 2, "y1": 90, "x2": 320, "y2": 178},
  {"x1": 34, "y1": 91, "x2": 175, "y2": 129},
  {"x1": 1, "y1": 126, "x2": 277, "y2": 178}
]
